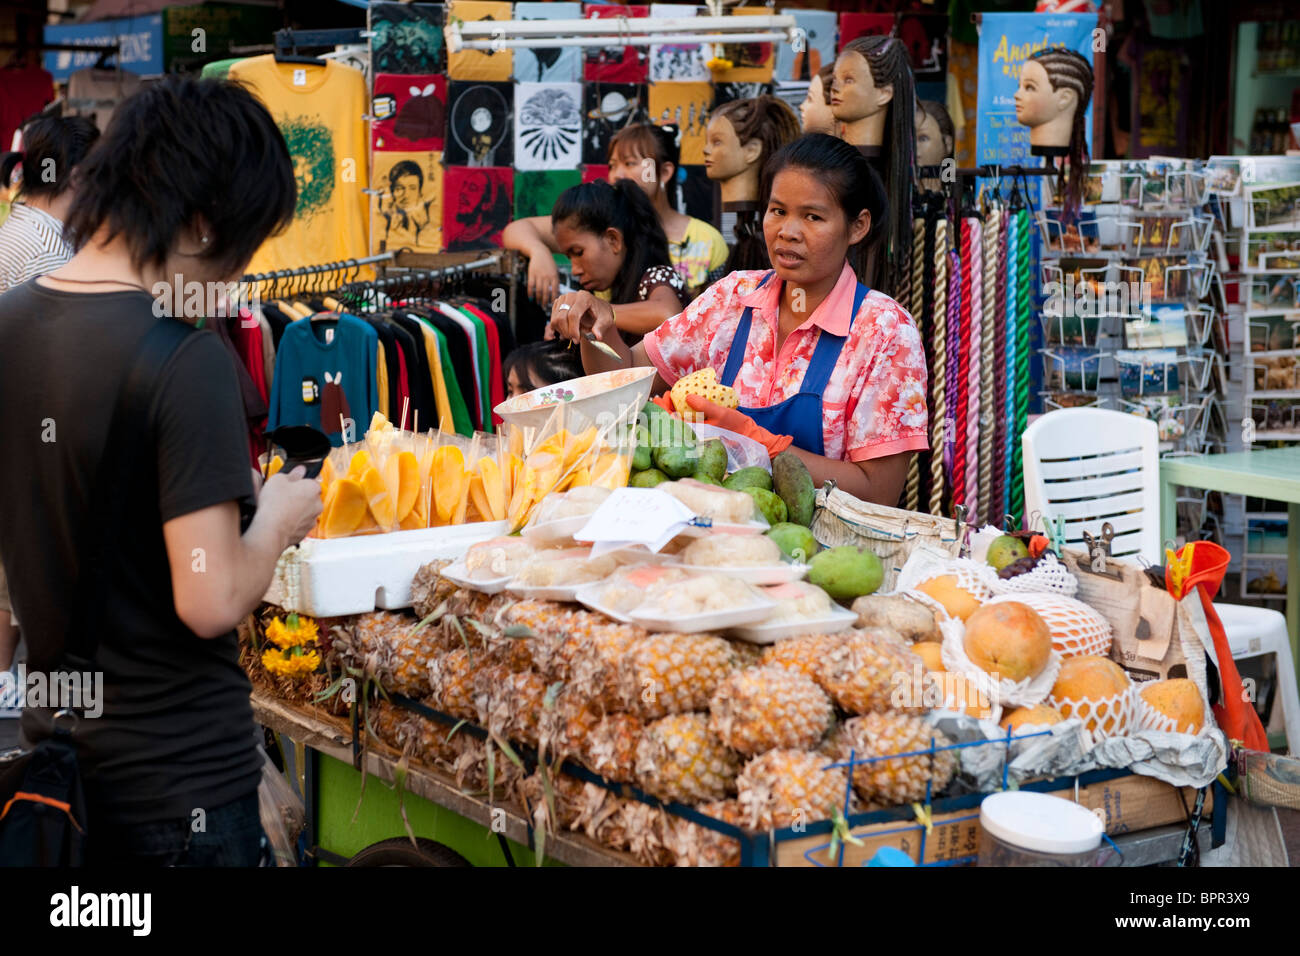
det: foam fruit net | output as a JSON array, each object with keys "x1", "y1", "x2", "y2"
[
  {"x1": 988, "y1": 552, "x2": 1079, "y2": 598},
  {"x1": 1049, "y1": 686, "x2": 1134, "y2": 745},
  {"x1": 1133, "y1": 688, "x2": 1205, "y2": 736},
  {"x1": 985, "y1": 592, "x2": 1113, "y2": 659}
]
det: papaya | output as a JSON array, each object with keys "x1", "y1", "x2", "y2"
[
  {"x1": 360, "y1": 466, "x2": 396, "y2": 530},
  {"x1": 322, "y1": 477, "x2": 368, "y2": 538},
  {"x1": 394, "y1": 451, "x2": 420, "y2": 521}
]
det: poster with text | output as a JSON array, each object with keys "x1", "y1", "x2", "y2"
[{"x1": 975, "y1": 12, "x2": 1097, "y2": 167}]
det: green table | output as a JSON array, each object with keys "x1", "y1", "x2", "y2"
[{"x1": 1160, "y1": 447, "x2": 1300, "y2": 678}]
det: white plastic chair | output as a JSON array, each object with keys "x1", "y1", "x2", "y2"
[{"x1": 1023, "y1": 407, "x2": 1298, "y2": 754}]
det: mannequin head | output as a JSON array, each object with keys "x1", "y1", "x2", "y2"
[
  {"x1": 1017, "y1": 48, "x2": 1093, "y2": 218},
  {"x1": 607, "y1": 122, "x2": 680, "y2": 211},
  {"x1": 800, "y1": 65, "x2": 837, "y2": 135},
  {"x1": 705, "y1": 95, "x2": 801, "y2": 205},
  {"x1": 830, "y1": 35, "x2": 915, "y2": 297},
  {"x1": 914, "y1": 100, "x2": 954, "y2": 168}
]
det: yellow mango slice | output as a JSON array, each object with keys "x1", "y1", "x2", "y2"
[
  {"x1": 590, "y1": 452, "x2": 631, "y2": 490},
  {"x1": 467, "y1": 472, "x2": 492, "y2": 523},
  {"x1": 563, "y1": 427, "x2": 598, "y2": 469},
  {"x1": 360, "y1": 466, "x2": 396, "y2": 530},
  {"x1": 355, "y1": 510, "x2": 380, "y2": 534},
  {"x1": 477, "y1": 457, "x2": 506, "y2": 520},
  {"x1": 394, "y1": 451, "x2": 420, "y2": 521},
  {"x1": 432, "y1": 446, "x2": 466, "y2": 525},
  {"x1": 568, "y1": 467, "x2": 592, "y2": 488},
  {"x1": 322, "y1": 478, "x2": 368, "y2": 538},
  {"x1": 318, "y1": 457, "x2": 337, "y2": 495},
  {"x1": 266, "y1": 455, "x2": 284, "y2": 478},
  {"x1": 347, "y1": 449, "x2": 372, "y2": 479},
  {"x1": 368, "y1": 411, "x2": 391, "y2": 433},
  {"x1": 399, "y1": 511, "x2": 424, "y2": 531}
]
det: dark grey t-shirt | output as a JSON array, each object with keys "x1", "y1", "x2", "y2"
[{"x1": 0, "y1": 280, "x2": 262, "y2": 825}]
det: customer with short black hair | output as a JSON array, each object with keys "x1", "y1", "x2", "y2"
[{"x1": 0, "y1": 76, "x2": 323, "y2": 866}]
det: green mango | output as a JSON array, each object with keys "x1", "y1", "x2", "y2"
[
  {"x1": 766, "y1": 522, "x2": 821, "y2": 563},
  {"x1": 807, "y1": 546, "x2": 883, "y2": 602},
  {"x1": 690, "y1": 472, "x2": 722, "y2": 486},
  {"x1": 743, "y1": 487, "x2": 787, "y2": 526},
  {"x1": 652, "y1": 443, "x2": 697, "y2": 479},
  {"x1": 632, "y1": 424, "x2": 653, "y2": 472},
  {"x1": 772, "y1": 450, "x2": 815, "y2": 526},
  {"x1": 696, "y1": 439, "x2": 727, "y2": 483},
  {"x1": 722, "y1": 466, "x2": 773, "y2": 492},
  {"x1": 628, "y1": 468, "x2": 669, "y2": 488}
]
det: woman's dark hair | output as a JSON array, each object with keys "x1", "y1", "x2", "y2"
[
  {"x1": 608, "y1": 122, "x2": 680, "y2": 177},
  {"x1": 551, "y1": 178, "x2": 672, "y2": 304},
  {"x1": 63, "y1": 75, "x2": 296, "y2": 278},
  {"x1": 817, "y1": 64, "x2": 835, "y2": 106},
  {"x1": 1027, "y1": 47, "x2": 1093, "y2": 222},
  {"x1": 760, "y1": 133, "x2": 889, "y2": 284},
  {"x1": 839, "y1": 36, "x2": 915, "y2": 297},
  {"x1": 388, "y1": 159, "x2": 424, "y2": 191},
  {"x1": 503, "y1": 339, "x2": 584, "y2": 392},
  {"x1": 0, "y1": 116, "x2": 100, "y2": 201}
]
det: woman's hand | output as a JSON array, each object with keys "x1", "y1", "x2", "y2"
[
  {"x1": 547, "y1": 290, "x2": 617, "y2": 345},
  {"x1": 526, "y1": 254, "x2": 560, "y2": 307}
]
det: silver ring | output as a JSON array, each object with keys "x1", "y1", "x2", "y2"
[{"x1": 557, "y1": 303, "x2": 571, "y2": 311}]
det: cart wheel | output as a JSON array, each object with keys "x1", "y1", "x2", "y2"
[{"x1": 345, "y1": 838, "x2": 471, "y2": 867}]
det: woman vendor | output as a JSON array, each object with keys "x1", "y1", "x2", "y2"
[{"x1": 548, "y1": 134, "x2": 929, "y2": 506}]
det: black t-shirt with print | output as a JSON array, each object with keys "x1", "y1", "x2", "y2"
[{"x1": 0, "y1": 281, "x2": 262, "y2": 825}]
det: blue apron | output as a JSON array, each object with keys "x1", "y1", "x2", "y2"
[{"x1": 719, "y1": 271, "x2": 869, "y2": 456}]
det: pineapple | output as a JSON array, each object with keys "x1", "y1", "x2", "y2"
[
  {"x1": 619, "y1": 632, "x2": 739, "y2": 719},
  {"x1": 709, "y1": 666, "x2": 833, "y2": 756},
  {"x1": 828, "y1": 713, "x2": 956, "y2": 807},
  {"x1": 553, "y1": 616, "x2": 646, "y2": 710},
  {"x1": 735, "y1": 749, "x2": 848, "y2": 830},
  {"x1": 621, "y1": 801, "x2": 675, "y2": 866},
  {"x1": 332, "y1": 611, "x2": 439, "y2": 697},
  {"x1": 664, "y1": 799, "x2": 743, "y2": 867},
  {"x1": 538, "y1": 686, "x2": 603, "y2": 762},
  {"x1": 759, "y1": 632, "x2": 843, "y2": 680},
  {"x1": 370, "y1": 698, "x2": 458, "y2": 766},
  {"x1": 428, "y1": 647, "x2": 478, "y2": 720},
  {"x1": 634, "y1": 712, "x2": 739, "y2": 804},
  {"x1": 579, "y1": 712, "x2": 643, "y2": 783},
  {"x1": 410, "y1": 559, "x2": 455, "y2": 618},
  {"x1": 573, "y1": 785, "x2": 632, "y2": 851},
  {"x1": 473, "y1": 664, "x2": 547, "y2": 746},
  {"x1": 670, "y1": 366, "x2": 738, "y2": 417},
  {"x1": 813, "y1": 628, "x2": 924, "y2": 716},
  {"x1": 518, "y1": 768, "x2": 587, "y2": 831},
  {"x1": 448, "y1": 732, "x2": 524, "y2": 796}
]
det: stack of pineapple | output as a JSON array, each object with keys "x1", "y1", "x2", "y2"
[{"x1": 297, "y1": 571, "x2": 959, "y2": 867}]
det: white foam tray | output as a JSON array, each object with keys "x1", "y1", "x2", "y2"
[
  {"x1": 677, "y1": 562, "x2": 809, "y2": 586},
  {"x1": 729, "y1": 605, "x2": 857, "y2": 644},
  {"x1": 263, "y1": 521, "x2": 509, "y2": 617},
  {"x1": 628, "y1": 598, "x2": 776, "y2": 634}
]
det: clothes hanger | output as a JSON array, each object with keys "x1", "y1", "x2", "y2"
[{"x1": 273, "y1": 30, "x2": 328, "y2": 67}]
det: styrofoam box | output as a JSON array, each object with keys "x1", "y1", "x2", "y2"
[{"x1": 263, "y1": 521, "x2": 509, "y2": 617}]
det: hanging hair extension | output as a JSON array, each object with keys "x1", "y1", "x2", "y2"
[
  {"x1": 714, "y1": 96, "x2": 802, "y2": 273},
  {"x1": 839, "y1": 35, "x2": 916, "y2": 299},
  {"x1": 1026, "y1": 47, "x2": 1093, "y2": 222},
  {"x1": 551, "y1": 178, "x2": 672, "y2": 304}
]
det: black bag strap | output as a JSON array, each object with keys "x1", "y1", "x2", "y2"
[{"x1": 63, "y1": 317, "x2": 197, "y2": 671}]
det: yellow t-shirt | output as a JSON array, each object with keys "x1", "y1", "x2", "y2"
[
  {"x1": 229, "y1": 56, "x2": 370, "y2": 273},
  {"x1": 669, "y1": 217, "x2": 729, "y2": 295}
]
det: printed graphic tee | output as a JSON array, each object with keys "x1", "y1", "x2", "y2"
[
  {"x1": 268, "y1": 314, "x2": 380, "y2": 445},
  {"x1": 230, "y1": 56, "x2": 370, "y2": 274}
]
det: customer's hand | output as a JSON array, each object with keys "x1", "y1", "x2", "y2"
[
  {"x1": 547, "y1": 290, "x2": 616, "y2": 344},
  {"x1": 527, "y1": 254, "x2": 561, "y2": 307},
  {"x1": 258, "y1": 466, "x2": 323, "y2": 547}
]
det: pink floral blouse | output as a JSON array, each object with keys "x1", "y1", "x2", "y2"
[{"x1": 643, "y1": 265, "x2": 930, "y2": 462}]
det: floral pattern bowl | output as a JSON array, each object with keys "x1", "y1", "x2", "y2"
[{"x1": 493, "y1": 366, "x2": 657, "y2": 431}]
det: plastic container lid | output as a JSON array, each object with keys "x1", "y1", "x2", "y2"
[{"x1": 980, "y1": 791, "x2": 1104, "y2": 855}]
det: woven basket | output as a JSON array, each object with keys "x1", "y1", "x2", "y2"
[{"x1": 811, "y1": 486, "x2": 962, "y2": 593}]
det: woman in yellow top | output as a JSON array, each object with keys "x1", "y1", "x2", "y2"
[{"x1": 504, "y1": 123, "x2": 727, "y2": 305}]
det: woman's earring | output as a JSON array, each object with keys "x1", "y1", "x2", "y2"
[{"x1": 201, "y1": 236, "x2": 210, "y2": 244}]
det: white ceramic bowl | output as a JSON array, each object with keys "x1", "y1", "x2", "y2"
[{"x1": 493, "y1": 366, "x2": 656, "y2": 432}]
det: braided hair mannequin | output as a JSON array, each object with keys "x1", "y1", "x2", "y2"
[
  {"x1": 707, "y1": 95, "x2": 801, "y2": 273},
  {"x1": 1020, "y1": 47, "x2": 1093, "y2": 221},
  {"x1": 833, "y1": 36, "x2": 916, "y2": 299}
]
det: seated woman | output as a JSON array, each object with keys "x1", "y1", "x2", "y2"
[
  {"x1": 503, "y1": 122, "x2": 726, "y2": 303},
  {"x1": 547, "y1": 134, "x2": 929, "y2": 506},
  {"x1": 510, "y1": 179, "x2": 685, "y2": 342},
  {"x1": 503, "y1": 339, "x2": 584, "y2": 400}
]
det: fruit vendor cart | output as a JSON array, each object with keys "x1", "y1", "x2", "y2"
[{"x1": 253, "y1": 685, "x2": 1227, "y2": 867}]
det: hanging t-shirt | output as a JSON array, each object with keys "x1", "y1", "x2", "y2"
[
  {"x1": 456, "y1": 303, "x2": 494, "y2": 431},
  {"x1": 669, "y1": 216, "x2": 729, "y2": 295},
  {"x1": 269, "y1": 314, "x2": 379, "y2": 445},
  {"x1": 462, "y1": 302, "x2": 505, "y2": 426},
  {"x1": 0, "y1": 67, "x2": 54, "y2": 151},
  {"x1": 419, "y1": 316, "x2": 474, "y2": 436},
  {"x1": 414, "y1": 318, "x2": 455, "y2": 432},
  {"x1": 66, "y1": 68, "x2": 143, "y2": 133},
  {"x1": 229, "y1": 56, "x2": 370, "y2": 274}
]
